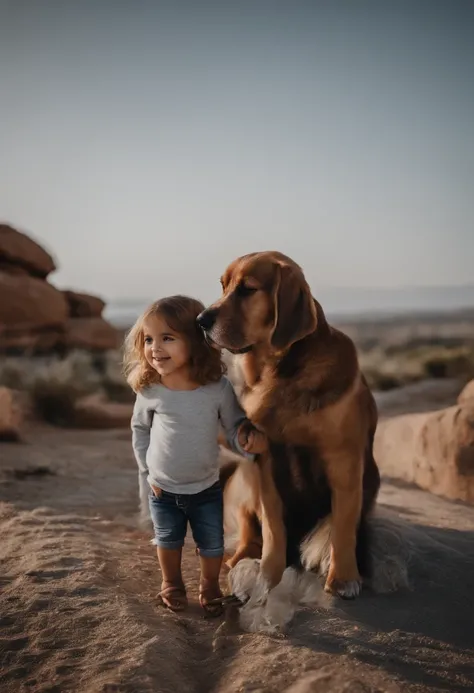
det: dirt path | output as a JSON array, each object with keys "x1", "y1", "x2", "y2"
[{"x1": 1, "y1": 425, "x2": 474, "y2": 693}]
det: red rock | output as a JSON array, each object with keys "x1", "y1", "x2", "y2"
[
  {"x1": 63, "y1": 290, "x2": 105, "y2": 318},
  {"x1": 0, "y1": 326, "x2": 63, "y2": 353},
  {"x1": 0, "y1": 272, "x2": 69, "y2": 330},
  {"x1": 374, "y1": 398, "x2": 474, "y2": 504},
  {"x1": 64, "y1": 317, "x2": 119, "y2": 351},
  {"x1": 73, "y1": 392, "x2": 132, "y2": 429},
  {"x1": 0, "y1": 386, "x2": 22, "y2": 441},
  {"x1": 458, "y1": 379, "x2": 474, "y2": 405},
  {"x1": 0, "y1": 224, "x2": 56, "y2": 278}
]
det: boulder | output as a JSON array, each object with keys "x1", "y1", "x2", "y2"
[
  {"x1": 64, "y1": 317, "x2": 119, "y2": 351},
  {"x1": 63, "y1": 290, "x2": 105, "y2": 318},
  {"x1": 0, "y1": 224, "x2": 56, "y2": 278},
  {"x1": 458, "y1": 379, "x2": 474, "y2": 405},
  {"x1": 0, "y1": 386, "x2": 23, "y2": 441},
  {"x1": 73, "y1": 392, "x2": 132, "y2": 429},
  {"x1": 374, "y1": 398, "x2": 474, "y2": 504},
  {"x1": 0, "y1": 272, "x2": 68, "y2": 328},
  {"x1": 0, "y1": 326, "x2": 63, "y2": 353}
]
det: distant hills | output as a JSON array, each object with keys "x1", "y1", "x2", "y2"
[{"x1": 105, "y1": 285, "x2": 474, "y2": 328}]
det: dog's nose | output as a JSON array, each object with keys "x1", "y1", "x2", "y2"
[{"x1": 196, "y1": 308, "x2": 218, "y2": 331}]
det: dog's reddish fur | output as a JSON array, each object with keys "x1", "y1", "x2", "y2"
[{"x1": 202, "y1": 252, "x2": 380, "y2": 597}]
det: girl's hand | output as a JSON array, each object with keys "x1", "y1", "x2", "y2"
[
  {"x1": 238, "y1": 423, "x2": 268, "y2": 454},
  {"x1": 151, "y1": 484, "x2": 162, "y2": 497}
]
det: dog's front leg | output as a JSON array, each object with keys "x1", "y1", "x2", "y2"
[
  {"x1": 257, "y1": 453, "x2": 286, "y2": 593},
  {"x1": 226, "y1": 505, "x2": 262, "y2": 569},
  {"x1": 324, "y1": 454, "x2": 363, "y2": 599},
  {"x1": 240, "y1": 387, "x2": 284, "y2": 442}
]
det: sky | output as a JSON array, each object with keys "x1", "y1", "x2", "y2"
[{"x1": 1, "y1": 0, "x2": 473, "y2": 313}]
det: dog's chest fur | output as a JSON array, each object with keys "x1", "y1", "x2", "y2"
[{"x1": 237, "y1": 327, "x2": 361, "y2": 443}]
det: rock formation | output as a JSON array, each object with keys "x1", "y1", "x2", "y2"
[
  {"x1": 0, "y1": 386, "x2": 23, "y2": 441},
  {"x1": 374, "y1": 379, "x2": 474, "y2": 504},
  {"x1": 0, "y1": 223, "x2": 118, "y2": 353}
]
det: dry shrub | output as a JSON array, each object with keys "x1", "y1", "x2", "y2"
[
  {"x1": 1, "y1": 330, "x2": 473, "y2": 427},
  {"x1": 101, "y1": 349, "x2": 135, "y2": 403},
  {"x1": 359, "y1": 344, "x2": 474, "y2": 391},
  {"x1": 27, "y1": 352, "x2": 102, "y2": 426},
  {"x1": 421, "y1": 348, "x2": 474, "y2": 380},
  {"x1": 0, "y1": 349, "x2": 132, "y2": 426},
  {"x1": 30, "y1": 380, "x2": 83, "y2": 426}
]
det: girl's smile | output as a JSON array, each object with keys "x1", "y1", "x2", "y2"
[{"x1": 143, "y1": 315, "x2": 196, "y2": 389}]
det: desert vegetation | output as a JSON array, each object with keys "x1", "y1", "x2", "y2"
[
  {"x1": 2, "y1": 314, "x2": 474, "y2": 428},
  {"x1": 336, "y1": 308, "x2": 474, "y2": 391},
  {"x1": 0, "y1": 349, "x2": 131, "y2": 427}
]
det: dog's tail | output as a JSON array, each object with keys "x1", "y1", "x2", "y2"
[{"x1": 299, "y1": 508, "x2": 411, "y2": 594}]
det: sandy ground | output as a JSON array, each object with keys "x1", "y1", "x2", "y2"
[{"x1": 1, "y1": 411, "x2": 474, "y2": 692}]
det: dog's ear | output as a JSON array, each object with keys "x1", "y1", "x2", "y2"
[{"x1": 271, "y1": 263, "x2": 317, "y2": 350}]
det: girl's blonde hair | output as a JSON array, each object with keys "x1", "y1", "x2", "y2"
[{"x1": 123, "y1": 295, "x2": 226, "y2": 392}]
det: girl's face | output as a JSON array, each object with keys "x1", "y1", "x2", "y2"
[{"x1": 143, "y1": 314, "x2": 191, "y2": 384}]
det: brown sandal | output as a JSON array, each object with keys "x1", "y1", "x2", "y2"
[
  {"x1": 199, "y1": 583, "x2": 224, "y2": 618},
  {"x1": 158, "y1": 583, "x2": 188, "y2": 612}
]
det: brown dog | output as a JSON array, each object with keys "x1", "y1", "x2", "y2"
[{"x1": 198, "y1": 251, "x2": 380, "y2": 599}]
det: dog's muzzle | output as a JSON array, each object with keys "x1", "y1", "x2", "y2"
[
  {"x1": 196, "y1": 308, "x2": 218, "y2": 331},
  {"x1": 197, "y1": 308, "x2": 253, "y2": 354}
]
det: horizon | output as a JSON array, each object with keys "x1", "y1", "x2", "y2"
[
  {"x1": 103, "y1": 284, "x2": 474, "y2": 328},
  {"x1": 2, "y1": 1, "x2": 473, "y2": 306}
]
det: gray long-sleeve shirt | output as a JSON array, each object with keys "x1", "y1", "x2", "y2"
[{"x1": 131, "y1": 376, "x2": 251, "y2": 495}]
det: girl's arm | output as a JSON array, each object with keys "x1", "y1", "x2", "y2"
[
  {"x1": 218, "y1": 378, "x2": 256, "y2": 459},
  {"x1": 131, "y1": 392, "x2": 154, "y2": 521},
  {"x1": 131, "y1": 392, "x2": 153, "y2": 475}
]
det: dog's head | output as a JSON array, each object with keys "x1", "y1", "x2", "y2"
[{"x1": 197, "y1": 251, "x2": 317, "y2": 354}]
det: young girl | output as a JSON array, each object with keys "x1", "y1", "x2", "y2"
[{"x1": 123, "y1": 295, "x2": 266, "y2": 616}]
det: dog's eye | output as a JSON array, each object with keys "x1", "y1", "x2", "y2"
[{"x1": 236, "y1": 283, "x2": 258, "y2": 297}]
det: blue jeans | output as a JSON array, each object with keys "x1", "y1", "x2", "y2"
[{"x1": 148, "y1": 481, "x2": 224, "y2": 558}]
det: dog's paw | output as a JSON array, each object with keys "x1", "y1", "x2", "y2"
[
  {"x1": 260, "y1": 554, "x2": 285, "y2": 591},
  {"x1": 253, "y1": 571, "x2": 271, "y2": 606},
  {"x1": 228, "y1": 558, "x2": 261, "y2": 604},
  {"x1": 324, "y1": 577, "x2": 361, "y2": 599}
]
